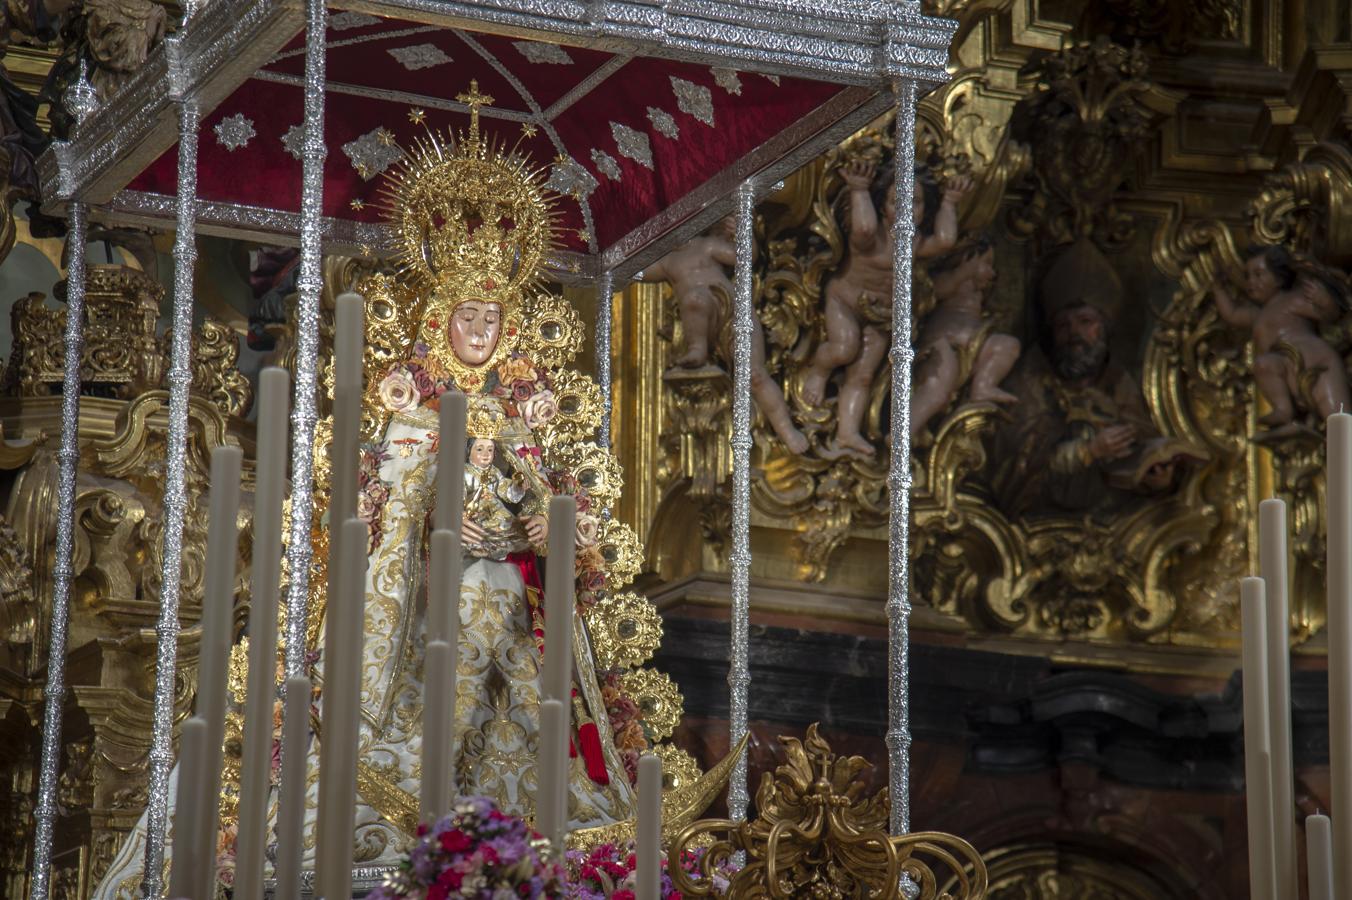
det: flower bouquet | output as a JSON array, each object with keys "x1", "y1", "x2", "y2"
[
  {"x1": 370, "y1": 796, "x2": 566, "y2": 900},
  {"x1": 564, "y1": 842, "x2": 736, "y2": 899}
]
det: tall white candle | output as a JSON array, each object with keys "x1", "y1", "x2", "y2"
[
  {"x1": 194, "y1": 446, "x2": 242, "y2": 900},
  {"x1": 1328, "y1": 411, "x2": 1352, "y2": 898},
  {"x1": 636, "y1": 753, "x2": 662, "y2": 900},
  {"x1": 429, "y1": 529, "x2": 462, "y2": 646},
  {"x1": 420, "y1": 639, "x2": 455, "y2": 824},
  {"x1": 1241, "y1": 577, "x2": 1277, "y2": 900},
  {"x1": 167, "y1": 717, "x2": 206, "y2": 900},
  {"x1": 275, "y1": 675, "x2": 310, "y2": 900},
  {"x1": 544, "y1": 495, "x2": 576, "y2": 703},
  {"x1": 537, "y1": 698, "x2": 567, "y2": 850},
  {"x1": 436, "y1": 392, "x2": 467, "y2": 532},
  {"x1": 1258, "y1": 498, "x2": 1296, "y2": 897},
  {"x1": 235, "y1": 367, "x2": 289, "y2": 900},
  {"x1": 1308, "y1": 813, "x2": 1334, "y2": 900},
  {"x1": 331, "y1": 293, "x2": 364, "y2": 525},
  {"x1": 316, "y1": 518, "x2": 367, "y2": 900}
]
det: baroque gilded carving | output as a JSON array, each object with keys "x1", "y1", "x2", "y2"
[
  {"x1": 670, "y1": 725, "x2": 988, "y2": 899},
  {"x1": 0, "y1": 258, "x2": 251, "y2": 894}
]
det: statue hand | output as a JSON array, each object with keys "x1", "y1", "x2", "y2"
[
  {"x1": 1087, "y1": 424, "x2": 1136, "y2": 462},
  {"x1": 523, "y1": 514, "x2": 548, "y2": 545},
  {"x1": 840, "y1": 158, "x2": 877, "y2": 191},
  {"x1": 461, "y1": 518, "x2": 487, "y2": 544},
  {"x1": 941, "y1": 174, "x2": 973, "y2": 202}
]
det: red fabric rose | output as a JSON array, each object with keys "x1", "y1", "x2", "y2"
[{"x1": 438, "y1": 829, "x2": 473, "y2": 854}]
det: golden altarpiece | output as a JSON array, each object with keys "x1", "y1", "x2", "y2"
[{"x1": 1, "y1": 0, "x2": 1352, "y2": 897}]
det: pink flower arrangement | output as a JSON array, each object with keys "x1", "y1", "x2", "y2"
[
  {"x1": 370, "y1": 796, "x2": 565, "y2": 900},
  {"x1": 564, "y1": 842, "x2": 737, "y2": 899}
]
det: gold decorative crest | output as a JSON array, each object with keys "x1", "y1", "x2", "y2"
[
  {"x1": 585, "y1": 591, "x2": 664, "y2": 670},
  {"x1": 619, "y1": 668, "x2": 684, "y2": 742}
]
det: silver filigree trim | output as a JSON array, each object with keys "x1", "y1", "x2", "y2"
[
  {"x1": 646, "y1": 106, "x2": 678, "y2": 140},
  {"x1": 670, "y1": 76, "x2": 714, "y2": 127},
  {"x1": 387, "y1": 42, "x2": 451, "y2": 70},
  {"x1": 214, "y1": 112, "x2": 257, "y2": 150},
  {"x1": 514, "y1": 39, "x2": 573, "y2": 65},
  {"x1": 342, "y1": 127, "x2": 403, "y2": 180},
  {"x1": 610, "y1": 121, "x2": 653, "y2": 169},
  {"x1": 591, "y1": 148, "x2": 621, "y2": 181}
]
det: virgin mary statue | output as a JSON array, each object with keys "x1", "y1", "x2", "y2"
[{"x1": 94, "y1": 89, "x2": 735, "y2": 898}]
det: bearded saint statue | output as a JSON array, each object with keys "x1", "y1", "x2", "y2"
[{"x1": 94, "y1": 88, "x2": 735, "y2": 898}]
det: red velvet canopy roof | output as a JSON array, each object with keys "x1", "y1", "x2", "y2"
[
  {"x1": 123, "y1": 16, "x2": 854, "y2": 259},
  {"x1": 43, "y1": 0, "x2": 955, "y2": 273}
]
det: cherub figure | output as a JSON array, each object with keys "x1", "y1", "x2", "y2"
[
  {"x1": 641, "y1": 217, "x2": 809, "y2": 454},
  {"x1": 800, "y1": 158, "x2": 970, "y2": 457},
  {"x1": 910, "y1": 233, "x2": 1020, "y2": 441},
  {"x1": 1213, "y1": 244, "x2": 1352, "y2": 432}
]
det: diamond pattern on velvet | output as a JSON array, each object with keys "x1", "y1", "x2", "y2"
[
  {"x1": 328, "y1": 11, "x2": 379, "y2": 30},
  {"x1": 281, "y1": 124, "x2": 304, "y2": 160},
  {"x1": 514, "y1": 40, "x2": 573, "y2": 65},
  {"x1": 547, "y1": 157, "x2": 598, "y2": 198},
  {"x1": 343, "y1": 128, "x2": 403, "y2": 180},
  {"x1": 711, "y1": 68, "x2": 743, "y2": 95},
  {"x1": 611, "y1": 122, "x2": 654, "y2": 169},
  {"x1": 214, "y1": 113, "x2": 256, "y2": 151},
  {"x1": 591, "y1": 148, "x2": 622, "y2": 182},
  {"x1": 387, "y1": 43, "x2": 452, "y2": 71},
  {"x1": 647, "y1": 107, "x2": 679, "y2": 140},
  {"x1": 670, "y1": 76, "x2": 714, "y2": 127}
]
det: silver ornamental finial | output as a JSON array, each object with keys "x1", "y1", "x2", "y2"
[{"x1": 64, "y1": 60, "x2": 100, "y2": 127}]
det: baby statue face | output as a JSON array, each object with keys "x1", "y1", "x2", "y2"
[
  {"x1": 1244, "y1": 255, "x2": 1281, "y2": 304},
  {"x1": 469, "y1": 438, "x2": 495, "y2": 467},
  {"x1": 449, "y1": 300, "x2": 503, "y2": 366}
]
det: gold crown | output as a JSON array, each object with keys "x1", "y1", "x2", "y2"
[
  {"x1": 379, "y1": 82, "x2": 557, "y2": 322},
  {"x1": 465, "y1": 399, "x2": 506, "y2": 439}
]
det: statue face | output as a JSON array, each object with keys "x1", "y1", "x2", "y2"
[
  {"x1": 1245, "y1": 255, "x2": 1281, "y2": 304},
  {"x1": 449, "y1": 301, "x2": 502, "y2": 366},
  {"x1": 469, "y1": 438, "x2": 495, "y2": 467},
  {"x1": 1051, "y1": 304, "x2": 1109, "y2": 382}
]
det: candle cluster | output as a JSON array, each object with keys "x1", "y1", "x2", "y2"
[
  {"x1": 1241, "y1": 413, "x2": 1352, "y2": 900},
  {"x1": 167, "y1": 293, "x2": 666, "y2": 898}
]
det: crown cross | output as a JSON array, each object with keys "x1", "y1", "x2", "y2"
[{"x1": 456, "y1": 80, "x2": 495, "y2": 145}]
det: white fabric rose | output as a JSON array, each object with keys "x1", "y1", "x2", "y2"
[
  {"x1": 356, "y1": 490, "x2": 378, "y2": 521},
  {"x1": 520, "y1": 389, "x2": 558, "y2": 429},
  {"x1": 575, "y1": 512, "x2": 600, "y2": 548},
  {"x1": 378, "y1": 369, "x2": 420, "y2": 412}
]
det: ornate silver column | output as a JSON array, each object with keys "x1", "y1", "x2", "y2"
[
  {"x1": 595, "y1": 268, "x2": 614, "y2": 447},
  {"x1": 28, "y1": 66, "x2": 98, "y2": 900},
  {"x1": 281, "y1": 0, "x2": 328, "y2": 680},
  {"x1": 29, "y1": 204, "x2": 89, "y2": 900},
  {"x1": 142, "y1": 63, "x2": 201, "y2": 898},
  {"x1": 886, "y1": 78, "x2": 919, "y2": 836},
  {"x1": 727, "y1": 180, "x2": 755, "y2": 823}
]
